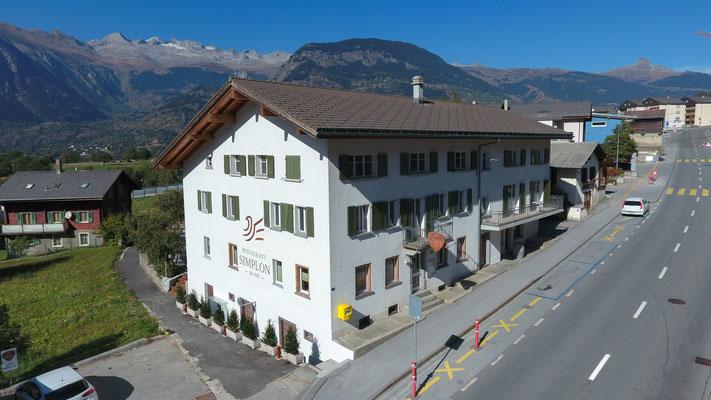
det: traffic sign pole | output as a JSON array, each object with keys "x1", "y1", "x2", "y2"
[
  {"x1": 411, "y1": 361, "x2": 417, "y2": 399},
  {"x1": 475, "y1": 319, "x2": 480, "y2": 349}
]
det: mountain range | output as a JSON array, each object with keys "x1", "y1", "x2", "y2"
[{"x1": 0, "y1": 22, "x2": 709, "y2": 155}]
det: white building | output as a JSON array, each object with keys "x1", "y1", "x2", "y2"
[
  {"x1": 154, "y1": 77, "x2": 569, "y2": 362},
  {"x1": 682, "y1": 95, "x2": 711, "y2": 127},
  {"x1": 641, "y1": 97, "x2": 686, "y2": 128},
  {"x1": 509, "y1": 101, "x2": 592, "y2": 142},
  {"x1": 549, "y1": 142, "x2": 607, "y2": 220}
]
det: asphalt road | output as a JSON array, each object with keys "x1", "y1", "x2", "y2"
[{"x1": 382, "y1": 126, "x2": 711, "y2": 400}]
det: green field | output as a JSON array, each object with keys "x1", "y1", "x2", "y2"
[
  {"x1": 0, "y1": 247, "x2": 159, "y2": 386},
  {"x1": 64, "y1": 159, "x2": 151, "y2": 171}
]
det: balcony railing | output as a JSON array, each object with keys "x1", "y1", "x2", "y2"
[
  {"x1": 481, "y1": 195, "x2": 563, "y2": 227},
  {"x1": 402, "y1": 220, "x2": 453, "y2": 251},
  {"x1": 1, "y1": 222, "x2": 68, "y2": 235}
]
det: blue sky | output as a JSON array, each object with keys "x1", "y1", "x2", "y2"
[{"x1": 1, "y1": 0, "x2": 710, "y2": 72}]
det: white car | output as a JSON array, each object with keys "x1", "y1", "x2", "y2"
[
  {"x1": 621, "y1": 197, "x2": 650, "y2": 216},
  {"x1": 14, "y1": 366, "x2": 98, "y2": 400}
]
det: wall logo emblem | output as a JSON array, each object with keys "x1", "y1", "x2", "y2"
[{"x1": 243, "y1": 216, "x2": 264, "y2": 241}]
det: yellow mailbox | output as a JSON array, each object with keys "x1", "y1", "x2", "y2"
[{"x1": 337, "y1": 304, "x2": 353, "y2": 321}]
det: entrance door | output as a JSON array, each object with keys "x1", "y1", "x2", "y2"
[
  {"x1": 479, "y1": 233, "x2": 489, "y2": 267},
  {"x1": 503, "y1": 228, "x2": 512, "y2": 254},
  {"x1": 279, "y1": 318, "x2": 296, "y2": 347},
  {"x1": 240, "y1": 298, "x2": 254, "y2": 322},
  {"x1": 584, "y1": 191, "x2": 592, "y2": 210},
  {"x1": 410, "y1": 253, "x2": 422, "y2": 293}
]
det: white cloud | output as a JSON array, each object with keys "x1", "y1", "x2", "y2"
[{"x1": 674, "y1": 65, "x2": 711, "y2": 74}]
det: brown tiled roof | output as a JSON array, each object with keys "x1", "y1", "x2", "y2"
[
  {"x1": 509, "y1": 101, "x2": 592, "y2": 121},
  {"x1": 682, "y1": 95, "x2": 711, "y2": 104},
  {"x1": 624, "y1": 109, "x2": 665, "y2": 120}
]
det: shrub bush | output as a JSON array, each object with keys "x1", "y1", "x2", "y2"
[
  {"x1": 226, "y1": 309, "x2": 239, "y2": 332},
  {"x1": 199, "y1": 296, "x2": 211, "y2": 319},
  {"x1": 261, "y1": 319, "x2": 278, "y2": 347},
  {"x1": 187, "y1": 291, "x2": 199, "y2": 311},
  {"x1": 283, "y1": 326, "x2": 300, "y2": 355},
  {"x1": 212, "y1": 304, "x2": 225, "y2": 326},
  {"x1": 175, "y1": 285, "x2": 186, "y2": 304},
  {"x1": 240, "y1": 317, "x2": 257, "y2": 340}
]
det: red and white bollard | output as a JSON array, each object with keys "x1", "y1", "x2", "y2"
[
  {"x1": 474, "y1": 319, "x2": 480, "y2": 349},
  {"x1": 411, "y1": 361, "x2": 417, "y2": 398}
]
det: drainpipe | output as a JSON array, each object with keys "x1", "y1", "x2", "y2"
[{"x1": 476, "y1": 139, "x2": 499, "y2": 272}]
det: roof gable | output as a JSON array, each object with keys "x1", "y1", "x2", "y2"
[{"x1": 549, "y1": 141, "x2": 605, "y2": 169}]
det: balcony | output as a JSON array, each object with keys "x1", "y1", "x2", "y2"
[
  {"x1": 481, "y1": 195, "x2": 564, "y2": 231},
  {"x1": 1, "y1": 222, "x2": 68, "y2": 236},
  {"x1": 402, "y1": 220, "x2": 453, "y2": 251}
]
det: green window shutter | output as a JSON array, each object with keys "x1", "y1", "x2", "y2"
[
  {"x1": 281, "y1": 203, "x2": 293, "y2": 232},
  {"x1": 248, "y1": 155, "x2": 255, "y2": 176},
  {"x1": 232, "y1": 196, "x2": 240, "y2": 220},
  {"x1": 376, "y1": 153, "x2": 388, "y2": 177},
  {"x1": 400, "y1": 153, "x2": 409, "y2": 175},
  {"x1": 467, "y1": 189, "x2": 473, "y2": 211},
  {"x1": 222, "y1": 194, "x2": 227, "y2": 218},
  {"x1": 286, "y1": 155, "x2": 301, "y2": 180},
  {"x1": 224, "y1": 155, "x2": 230, "y2": 174},
  {"x1": 372, "y1": 201, "x2": 386, "y2": 231},
  {"x1": 338, "y1": 155, "x2": 351, "y2": 180},
  {"x1": 238, "y1": 155, "x2": 247, "y2": 175},
  {"x1": 31, "y1": 212, "x2": 37, "y2": 224},
  {"x1": 429, "y1": 152, "x2": 438, "y2": 173},
  {"x1": 544, "y1": 180, "x2": 551, "y2": 202},
  {"x1": 306, "y1": 207, "x2": 314, "y2": 237},
  {"x1": 263, "y1": 200, "x2": 270, "y2": 227},
  {"x1": 205, "y1": 192, "x2": 212, "y2": 214},
  {"x1": 267, "y1": 156, "x2": 275, "y2": 178},
  {"x1": 448, "y1": 191, "x2": 458, "y2": 214},
  {"x1": 197, "y1": 191, "x2": 202, "y2": 211},
  {"x1": 87, "y1": 211, "x2": 93, "y2": 223},
  {"x1": 347, "y1": 206, "x2": 357, "y2": 236},
  {"x1": 447, "y1": 152, "x2": 454, "y2": 171},
  {"x1": 470, "y1": 151, "x2": 478, "y2": 170}
]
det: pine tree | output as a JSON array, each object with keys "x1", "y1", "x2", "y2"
[
  {"x1": 226, "y1": 310, "x2": 239, "y2": 332},
  {"x1": 261, "y1": 319, "x2": 278, "y2": 347},
  {"x1": 212, "y1": 304, "x2": 225, "y2": 326},
  {"x1": 199, "y1": 296, "x2": 211, "y2": 319},
  {"x1": 283, "y1": 326, "x2": 300, "y2": 355}
]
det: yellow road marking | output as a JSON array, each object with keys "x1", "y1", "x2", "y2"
[
  {"x1": 604, "y1": 226, "x2": 623, "y2": 241},
  {"x1": 666, "y1": 188, "x2": 674, "y2": 195},
  {"x1": 479, "y1": 329, "x2": 499, "y2": 347},
  {"x1": 690, "y1": 188, "x2": 698, "y2": 196},
  {"x1": 510, "y1": 308, "x2": 527, "y2": 322},
  {"x1": 693, "y1": 159, "x2": 698, "y2": 163},
  {"x1": 529, "y1": 296, "x2": 541, "y2": 307},
  {"x1": 685, "y1": 159, "x2": 691, "y2": 163},
  {"x1": 493, "y1": 319, "x2": 518, "y2": 333},
  {"x1": 435, "y1": 360, "x2": 464, "y2": 381},
  {"x1": 678, "y1": 188, "x2": 686, "y2": 195},
  {"x1": 418, "y1": 376, "x2": 441, "y2": 395},
  {"x1": 703, "y1": 189, "x2": 710, "y2": 197},
  {"x1": 456, "y1": 349, "x2": 475, "y2": 365}
]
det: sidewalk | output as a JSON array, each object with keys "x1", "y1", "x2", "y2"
[{"x1": 304, "y1": 159, "x2": 667, "y2": 400}]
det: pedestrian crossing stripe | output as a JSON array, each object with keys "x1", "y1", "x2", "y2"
[
  {"x1": 704, "y1": 189, "x2": 710, "y2": 197},
  {"x1": 665, "y1": 188, "x2": 711, "y2": 197},
  {"x1": 690, "y1": 188, "x2": 698, "y2": 196},
  {"x1": 666, "y1": 188, "x2": 674, "y2": 195},
  {"x1": 677, "y1": 159, "x2": 711, "y2": 163},
  {"x1": 678, "y1": 188, "x2": 686, "y2": 195}
]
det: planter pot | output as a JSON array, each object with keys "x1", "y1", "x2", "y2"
[
  {"x1": 226, "y1": 328, "x2": 242, "y2": 341},
  {"x1": 176, "y1": 301, "x2": 187, "y2": 313},
  {"x1": 283, "y1": 352, "x2": 304, "y2": 365},
  {"x1": 259, "y1": 343, "x2": 276, "y2": 356},
  {"x1": 211, "y1": 323, "x2": 226, "y2": 335},
  {"x1": 198, "y1": 316, "x2": 211, "y2": 326},
  {"x1": 241, "y1": 336, "x2": 260, "y2": 349},
  {"x1": 189, "y1": 308, "x2": 200, "y2": 318}
]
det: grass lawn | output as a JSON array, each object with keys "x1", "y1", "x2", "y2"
[
  {"x1": 64, "y1": 159, "x2": 151, "y2": 171},
  {"x1": 0, "y1": 247, "x2": 159, "y2": 387},
  {"x1": 132, "y1": 194, "x2": 163, "y2": 214}
]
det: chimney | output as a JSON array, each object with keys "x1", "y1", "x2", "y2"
[
  {"x1": 472, "y1": 100, "x2": 478, "y2": 105},
  {"x1": 54, "y1": 159, "x2": 62, "y2": 175},
  {"x1": 503, "y1": 99, "x2": 510, "y2": 111},
  {"x1": 412, "y1": 75, "x2": 424, "y2": 104}
]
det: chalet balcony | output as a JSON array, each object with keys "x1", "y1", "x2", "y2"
[
  {"x1": 1, "y1": 222, "x2": 69, "y2": 236},
  {"x1": 402, "y1": 220, "x2": 453, "y2": 251},
  {"x1": 481, "y1": 195, "x2": 564, "y2": 231}
]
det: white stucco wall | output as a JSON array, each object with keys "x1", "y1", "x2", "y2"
[{"x1": 696, "y1": 103, "x2": 711, "y2": 127}]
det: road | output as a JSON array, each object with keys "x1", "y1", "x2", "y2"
[{"x1": 381, "y1": 126, "x2": 711, "y2": 400}]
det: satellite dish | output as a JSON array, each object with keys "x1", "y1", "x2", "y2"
[{"x1": 64, "y1": 211, "x2": 73, "y2": 220}]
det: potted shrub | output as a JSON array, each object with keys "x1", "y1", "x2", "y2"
[
  {"x1": 175, "y1": 285, "x2": 187, "y2": 313},
  {"x1": 240, "y1": 317, "x2": 260, "y2": 349},
  {"x1": 187, "y1": 291, "x2": 200, "y2": 318},
  {"x1": 211, "y1": 304, "x2": 226, "y2": 335},
  {"x1": 282, "y1": 326, "x2": 304, "y2": 365},
  {"x1": 198, "y1": 296, "x2": 212, "y2": 326},
  {"x1": 225, "y1": 309, "x2": 241, "y2": 341},
  {"x1": 259, "y1": 319, "x2": 278, "y2": 356}
]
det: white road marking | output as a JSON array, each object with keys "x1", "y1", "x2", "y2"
[
  {"x1": 674, "y1": 243, "x2": 681, "y2": 252},
  {"x1": 624, "y1": 237, "x2": 629, "y2": 241},
  {"x1": 514, "y1": 334, "x2": 525, "y2": 344},
  {"x1": 588, "y1": 354, "x2": 611, "y2": 381},
  {"x1": 552, "y1": 303, "x2": 561, "y2": 310},
  {"x1": 600, "y1": 261, "x2": 605, "y2": 265},
  {"x1": 461, "y1": 377, "x2": 478, "y2": 391},
  {"x1": 617, "y1": 244, "x2": 622, "y2": 249},
  {"x1": 534, "y1": 318, "x2": 544, "y2": 326},
  {"x1": 632, "y1": 301, "x2": 648, "y2": 319},
  {"x1": 566, "y1": 290, "x2": 574, "y2": 297},
  {"x1": 700, "y1": 185, "x2": 703, "y2": 189},
  {"x1": 490, "y1": 354, "x2": 503, "y2": 366},
  {"x1": 590, "y1": 269, "x2": 597, "y2": 274},
  {"x1": 684, "y1": 226, "x2": 689, "y2": 233},
  {"x1": 658, "y1": 267, "x2": 668, "y2": 279},
  {"x1": 697, "y1": 197, "x2": 701, "y2": 202},
  {"x1": 691, "y1": 210, "x2": 696, "y2": 217}
]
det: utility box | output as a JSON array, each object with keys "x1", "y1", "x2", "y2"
[{"x1": 337, "y1": 304, "x2": 352, "y2": 321}]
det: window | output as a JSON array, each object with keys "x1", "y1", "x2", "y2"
[
  {"x1": 256, "y1": 155, "x2": 269, "y2": 177},
  {"x1": 530, "y1": 181, "x2": 540, "y2": 205},
  {"x1": 23, "y1": 183, "x2": 34, "y2": 189},
  {"x1": 273, "y1": 259, "x2": 283, "y2": 285},
  {"x1": 531, "y1": 149, "x2": 542, "y2": 165},
  {"x1": 296, "y1": 265, "x2": 310, "y2": 297},
  {"x1": 270, "y1": 202, "x2": 281, "y2": 229},
  {"x1": 544, "y1": 148, "x2": 550, "y2": 163},
  {"x1": 355, "y1": 264, "x2": 372, "y2": 297},
  {"x1": 76, "y1": 211, "x2": 91, "y2": 223},
  {"x1": 591, "y1": 121, "x2": 607, "y2": 127},
  {"x1": 18, "y1": 212, "x2": 36, "y2": 225},
  {"x1": 453, "y1": 152, "x2": 467, "y2": 170},
  {"x1": 520, "y1": 149, "x2": 527, "y2": 166},
  {"x1": 285, "y1": 155, "x2": 301, "y2": 181},
  {"x1": 80, "y1": 182, "x2": 89, "y2": 188},
  {"x1": 438, "y1": 193, "x2": 447, "y2": 217},
  {"x1": 356, "y1": 205, "x2": 368, "y2": 233},
  {"x1": 203, "y1": 236, "x2": 211, "y2": 258},
  {"x1": 457, "y1": 237, "x2": 467, "y2": 262},
  {"x1": 409, "y1": 153, "x2": 426, "y2": 174},
  {"x1": 448, "y1": 191, "x2": 464, "y2": 215},
  {"x1": 388, "y1": 304, "x2": 398, "y2": 315},
  {"x1": 304, "y1": 330, "x2": 314, "y2": 342},
  {"x1": 228, "y1": 292, "x2": 235, "y2": 302},
  {"x1": 350, "y1": 155, "x2": 373, "y2": 178},
  {"x1": 197, "y1": 190, "x2": 212, "y2": 213},
  {"x1": 223, "y1": 194, "x2": 239, "y2": 220},
  {"x1": 372, "y1": 200, "x2": 396, "y2": 231},
  {"x1": 228, "y1": 243, "x2": 238, "y2": 268},
  {"x1": 385, "y1": 201, "x2": 396, "y2": 227},
  {"x1": 482, "y1": 152, "x2": 491, "y2": 170},
  {"x1": 52, "y1": 236, "x2": 63, "y2": 248},
  {"x1": 79, "y1": 233, "x2": 89, "y2": 246},
  {"x1": 436, "y1": 248, "x2": 448, "y2": 268},
  {"x1": 206, "y1": 154, "x2": 213, "y2": 169},
  {"x1": 295, "y1": 206, "x2": 307, "y2": 234},
  {"x1": 229, "y1": 155, "x2": 240, "y2": 175},
  {"x1": 481, "y1": 197, "x2": 490, "y2": 213},
  {"x1": 385, "y1": 256, "x2": 399, "y2": 287}
]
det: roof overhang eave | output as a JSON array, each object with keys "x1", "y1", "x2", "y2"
[{"x1": 315, "y1": 128, "x2": 572, "y2": 140}]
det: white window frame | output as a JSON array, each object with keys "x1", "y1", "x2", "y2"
[
  {"x1": 77, "y1": 211, "x2": 90, "y2": 223},
  {"x1": 228, "y1": 243, "x2": 238, "y2": 268},
  {"x1": 273, "y1": 259, "x2": 283, "y2": 285},
  {"x1": 206, "y1": 154, "x2": 213, "y2": 169},
  {"x1": 295, "y1": 206, "x2": 307, "y2": 235},
  {"x1": 51, "y1": 236, "x2": 63, "y2": 248},
  {"x1": 203, "y1": 236, "x2": 211, "y2": 258},
  {"x1": 438, "y1": 193, "x2": 446, "y2": 217},
  {"x1": 256, "y1": 155, "x2": 269, "y2": 177},
  {"x1": 79, "y1": 233, "x2": 89, "y2": 247},
  {"x1": 47, "y1": 211, "x2": 63, "y2": 224},
  {"x1": 355, "y1": 205, "x2": 369, "y2": 234},
  {"x1": 409, "y1": 153, "x2": 426, "y2": 174},
  {"x1": 297, "y1": 265, "x2": 310, "y2": 296},
  {"x1": 270, "y1": 202, "x2": 281, "y2": 230},
  {"x1": 350, "y1": 155, "x2": 373, "y2": 178},
  {"x1": 453, "y1": 151, "x2": 467, "y2": 170},
  {"x1": 385, "y1": 201, "x2": 396, "y2": 227},
  {"x1": 229, "y1": 155, "x2": 241, "y2": 176},
  {"x1": 226, "y1": 195, "x2": 238, "y2": 220},
  {"x1": 198, "y1": 190, "x2": 210, "y2": 213}
]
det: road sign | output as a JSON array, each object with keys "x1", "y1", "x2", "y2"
[
  {"x1": 1, "y1": 348, "x2": 18, "y2": 373},
  {"x1": 409, "y1": 295, "x2": 422, "y2": 320}
]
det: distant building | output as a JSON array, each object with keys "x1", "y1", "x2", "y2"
[
  {"x1": 509, "y1": 101, "x2": 592, "y2": 142},
  {"x1": 618, "y1": 99, "x2": 647, "y2": 112},
  {"x1": 586, "y1": 105, "x2": 624, "y2": 143},
  {"x1": 641, "y1": 97, "x2": 686, "y2": 128},
  {"x1": 0, "y1": 163, "x2": 136, "y2": 256},
  {"x1": 681, "y1": 95, "x2": 711, "y2": 127},
  {"x1": 549, "y1": 142, "x2": 607, "y2": 220},
  {"x1": 624, "y1": 109, "x2": 665, "y2": 152}
]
